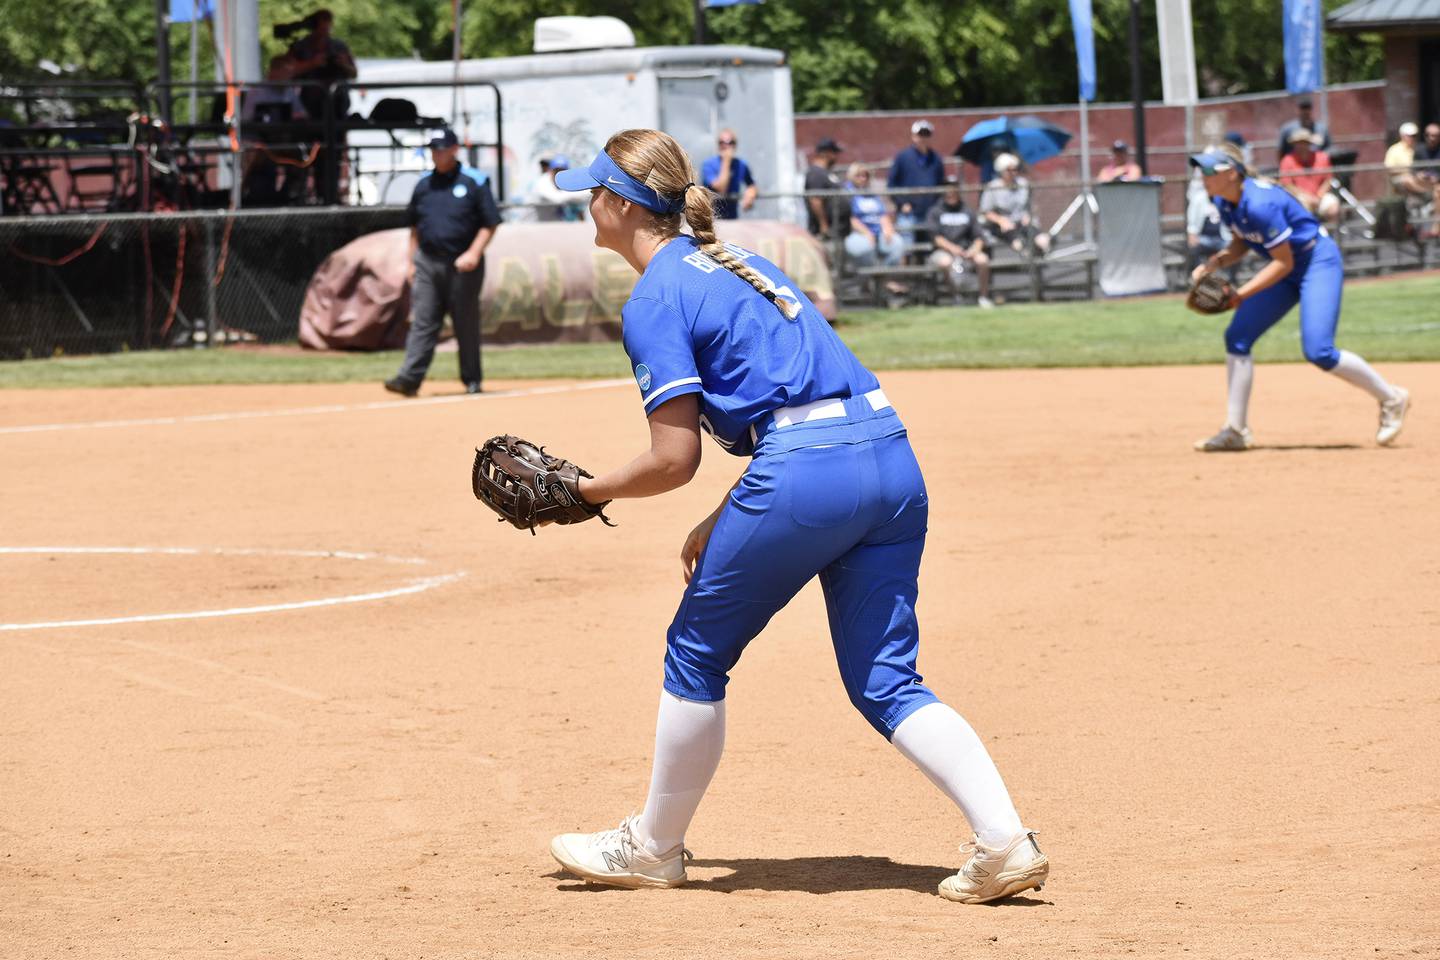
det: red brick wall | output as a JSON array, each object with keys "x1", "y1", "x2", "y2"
[{"x1": 1383, "y1": 36, "x2": 1420, "y2": 136}]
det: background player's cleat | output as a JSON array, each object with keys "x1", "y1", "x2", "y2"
[
  {"x1": 1377, "y1": 387, "x2": 1410, "y2": 446},
  {"x1": 1193, "y1": 424, "x2": 1253, "y2": 452},
  {"x1": 549, "y1": 815, "x2": 689, "y2": 888},
  {"x1": 938, "y1": 831, "x2": 1050, "y2": 904}
]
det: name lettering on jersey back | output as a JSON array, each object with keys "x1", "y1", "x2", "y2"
[{"x1": 681, "y1": 244, "x2": 801, "y2": 319}]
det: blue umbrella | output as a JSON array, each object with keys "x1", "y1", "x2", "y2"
[{"x1": 956, "y1": 115, "x2": 1073, "y2": 176}]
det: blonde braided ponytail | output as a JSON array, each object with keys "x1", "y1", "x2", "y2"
[{"x1": 605, "y1": 129, "x2": 799, "y2": 319}]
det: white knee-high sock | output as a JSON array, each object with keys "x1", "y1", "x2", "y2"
[
  {"x1": 891, "y1": 702, "x2": 1024, "y2": 848},
  {"x1": 635, "y1": 691, "x2": 725, "y2": 856},
  {"x1": 1226, "y1": 353, "x2": 1254, "y2": 430},
  {"x1": 1329, "y1": 349, "x2": 1398, "y2": 402}
]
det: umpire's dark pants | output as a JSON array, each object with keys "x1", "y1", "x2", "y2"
[{"x1": 397, "y1": 247, "x2": 484, "y2": 388}]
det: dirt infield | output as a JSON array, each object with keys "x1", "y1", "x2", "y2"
[{"x1": 3, "y1": 365, "x2": 1438, "y2": 960}]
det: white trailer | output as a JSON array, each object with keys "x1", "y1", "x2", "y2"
[{"x1": 348, "y1": 45, "x2": 797, "y2": 222}]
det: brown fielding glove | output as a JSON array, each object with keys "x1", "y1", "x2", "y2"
[
  {"x1": 472, "y1": 435, "x2": 614, "y2": 534},
  {"x1": 1186, "y1": 272, "x2": 1237, "y2": 315}
]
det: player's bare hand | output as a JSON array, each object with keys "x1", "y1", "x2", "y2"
[
  {"x1": 455, "y1": 250, "x2": 480, "y2": 273},
  {"x1": 1190, "y1": 263, "x2": 1212, "y2": 285},
  {"x1": 680, "y1": 512, "x2": 721, "y2": 584}
]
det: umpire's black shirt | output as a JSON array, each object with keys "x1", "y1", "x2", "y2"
[{"x1": 407, "y1": 165, "x2": 502, "y2": 259}]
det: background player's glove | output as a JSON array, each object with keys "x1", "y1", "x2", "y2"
[
  {"x1": 1186, "y1": 272, "x2": 1237, "y2": 315},
  {"x1": 472, "y1": 435, "x2": 614, "y2": 534}
]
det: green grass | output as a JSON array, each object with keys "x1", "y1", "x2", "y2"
[{"x1": 4, "y1": 273, "x2": 1439, "y2": 389}]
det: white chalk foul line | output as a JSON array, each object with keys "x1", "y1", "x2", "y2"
[
  {"x1": 0, "y1": 572, "x2": 465, "y2": 632},
  {"x1": 0, "y1": 378, "x2": 632, "y2": 435},
  {"x1": 0, "y1": 545, "x2": 464, "y2": 632}
]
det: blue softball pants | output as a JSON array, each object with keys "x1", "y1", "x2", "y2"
[
  {"x1": 1224, "y1": 235, "x2": 1344, "y2": 371},
  {"x1": 662, "y1": 399, "x2": 938, "y2": 739}
]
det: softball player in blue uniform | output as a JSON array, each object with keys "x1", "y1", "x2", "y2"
[
  {"x1": 544, "y1": 129, "x2": 1048, "y2": 903},
  {"x1": 1189, "y1": 144, "x2": 1410, "y2": 451}
]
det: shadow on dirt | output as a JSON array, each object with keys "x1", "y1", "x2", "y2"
[{"x1": 548, "y1": 856, "x2": 1052, "y2": 903}]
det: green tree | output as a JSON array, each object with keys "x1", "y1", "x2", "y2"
[{"x1": 0, "y1": 0, "x2": 1383, "y2": 117}]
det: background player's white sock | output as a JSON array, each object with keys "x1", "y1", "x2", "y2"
[
  {"x1": 1329, "y1": 349, "x2": 1398, "y2": 402},
  {"x1": 635, "y1": 690, "x2": 725, "y2": 856},
  {"x1": 891, "y1": 702, "x2": 1024, "y2": 848},
  {"x1": 1226, "y1": 353, "x2": 1254, "y2": 430}
]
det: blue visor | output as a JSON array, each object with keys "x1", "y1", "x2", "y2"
[
  {"x1": 553, "y1": 150, "x2": 685, "y2": 214},
  {"x1": 1188, "y1": 151, "x2": 1237, "y2": 175}
]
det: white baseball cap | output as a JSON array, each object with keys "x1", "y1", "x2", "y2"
[
  {"x1": 993, "y1": 153, "x2": 1019, "y2": 172},
  {"x1": 1400, "y1": 121, "x2": 1419, "y2": 137},
  {"x1": 911, "y1": 119, "x2": 934, "y2": 135}
]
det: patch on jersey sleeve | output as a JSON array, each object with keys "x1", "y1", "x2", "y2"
[{"x1": 634, "y1": 363, "x2": 652, "y2": 392}]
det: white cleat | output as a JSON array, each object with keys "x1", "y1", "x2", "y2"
[
  {"x1": 550, "y1": 815, "x2": 689, "y2": 889},
  {"x1": 1377, "y1": 387, "x2": 1410, "y2": 446},
  {"x1": 938, "y1": 831, "x2": 1050, "y2": 904},
  {"x1": 1194, "y1": 424, "x2": 1253, "y2": 452}
]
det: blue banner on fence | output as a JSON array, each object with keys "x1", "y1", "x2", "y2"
[
  {"x1": 1283, "y1": 0, "x2": 1323, "y2": 93},
  {"x1": 705, "y1": 0, "x2": 763, "y2": 7},
  {"x1": 169, "y1": 0, "x2": 213, "y2": 22},
  {"x1": 1068, "y1": 0, "x2": 1096, "y2": 102}
]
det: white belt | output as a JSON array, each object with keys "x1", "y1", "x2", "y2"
[{"x1": 771, "y1": 387, "x2": 891, "y2": 429}]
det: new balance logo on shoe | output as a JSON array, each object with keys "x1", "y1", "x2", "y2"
[{"x1": 601, "y1": 849, "x2": 629, "y2": 872}]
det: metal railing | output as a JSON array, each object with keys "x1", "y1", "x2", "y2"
[{"x1": 0, "y1": 78, "x2": 503, "y2": 214}]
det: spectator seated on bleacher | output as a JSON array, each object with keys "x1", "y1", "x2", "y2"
[
  {"x1": 1417, "y1": 123, "x2": 1440, "y2": 239},
  {"x1": 1097, "y1": 140, "x2": 1142, "y2": 182},
  {"x1": 1277, "y1": 97, "x2": 1331, "y2": 164},
  {"x1": 240, "y1": 54, "x2": 312, "y2": 207},
  {"x1": 1278, "y1": 130, "x2": 1339, "y2": 223},
  {"x1": 1385, "y1": 122, "x2": 1429, "y2": 202},
  {"x1": 924, "y1": 176, "x2": 993, "y2": 308},
  {"x1": 980, "y1": 153, "x2": 1050, "y2": 257},
  {"x1": 243, "y1": 55, "x2": 309, "y2": 126},
  {"x1": 843, "y1": 163, "x2": 904, "y2": 269}
]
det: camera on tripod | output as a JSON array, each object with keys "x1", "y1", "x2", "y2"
[{"x1": 273, "y1": 12, "x2": 321, "y2": 40}]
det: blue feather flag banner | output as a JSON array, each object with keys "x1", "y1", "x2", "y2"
[
  {"x1": 1283, "y1": 0, "x2": 1324, "y2": 94},
  {"x1": 705, "y1": 0, "x2": 764, "y2": 7},
  {"x1": 1068, "y1": 0, "x2": 1096, "y2": 102},
  {"x1": 169, "y1": 0, "x2": 213, "y2": 22}
]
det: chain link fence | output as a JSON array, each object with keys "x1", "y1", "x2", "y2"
[{"x1": 1, "y1": 206, "x2": 408, "y2": 359}]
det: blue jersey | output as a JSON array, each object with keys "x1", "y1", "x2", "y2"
[
  {"x1": 621, "y1": 236, "x2": 879, "y2": 457},
  {"x1": 848, "y1": 188, "x2": 887, "y2": 237},
  {"x1": 700, "y1": 155, "x2": 755, "y2": 219},
  {"x1": 1215, "y1": 179, "x2": 1320, "y2": 262}
]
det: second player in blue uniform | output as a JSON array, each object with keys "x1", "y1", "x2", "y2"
[{"x1": 1188, "y1": 144, "x2": 1410, "y2": 451}]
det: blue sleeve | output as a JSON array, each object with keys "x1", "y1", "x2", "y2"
[
  {"x1": 700, "y1": 156, "x2": 720, "y2": 189},
  {"x1": 740, "y1": 159, "x2": 755, "y2": 187},
  {"x1": 621, "y1": 297, "x2": 703, "y2": 415},
  {"x1": 1251, "y1": 194, "x2": 1295, "y2": 249},
  {"x1": 887, "y1": 155, "x2": 902, "y2": 188}
]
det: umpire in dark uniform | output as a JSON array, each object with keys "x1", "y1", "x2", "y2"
[{"x1": 386, "y1": 128, "x2": 501, "y2": 396}]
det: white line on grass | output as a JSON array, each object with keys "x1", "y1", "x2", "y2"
[{"x1": 0, "y1": 378, "x2": 632, "y2": 435}]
